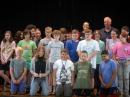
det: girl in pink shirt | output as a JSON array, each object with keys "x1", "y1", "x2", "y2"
[
  {"x1": 0, "y1": 31, "x2": 16, "y2": 84},
  {"x1": 113, "y1": 32, "x2": 130, "y2": 97}
]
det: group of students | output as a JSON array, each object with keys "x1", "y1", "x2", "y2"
[{"x1": 0, "y1": 16, "x2": 130, "y2": 97}]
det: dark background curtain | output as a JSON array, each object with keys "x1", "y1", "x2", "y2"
[{"x1": 0, "y1": 0, "x2": 129, "y2": 39}]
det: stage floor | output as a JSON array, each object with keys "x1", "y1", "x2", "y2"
[{"x1": 0, "y1": 85, "x2": 55, "y2": 97}]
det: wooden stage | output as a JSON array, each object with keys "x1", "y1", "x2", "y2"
[{"x1": 0, "y1": 85, "x2": 55, "y2": 97}]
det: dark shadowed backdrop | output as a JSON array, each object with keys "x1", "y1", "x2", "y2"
[{"x1": 0, "y1": 0, "x2": 129, "y2": 39}]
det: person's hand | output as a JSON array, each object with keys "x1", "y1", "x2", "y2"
[
  {"x1": 86, "y1": 57, "x2": 91, "y2": 61},
  {"x1": 1, "y1": 58, "x2": 6, "y2": 64},
  {"x1": 39, "y1": 73, "x2": 47, "y2": 78},
  {"x1": 34, "y1": 73, "x2": 39, "y2": 77},
  {"x1": 12, "y1": 79, "x2": 17, "y2": 84},
  {"x1": 4, "y1": 59, "x2": 8, "y2": 64},
  {"x1": 104, "y1": 83, "x2": 112, "y2": 89},
  {"x1": 1, "y1": 60, "x2": 6, "y2": 64},
  {"x1": 101, "y1": 82, "x2": 106, "y2": 88},
  {"x1": 43, "y1": 73, "x2": 47, "y2": 77},
  {"x1": 115, "y1": 57, "x2": 119, "y2": 60},
  {"x1": 16, "y1": 79, "x2": 21, "y2": 84},
  {"x1": 39, "y1": 73, "x2": 44, "y2": 78}
]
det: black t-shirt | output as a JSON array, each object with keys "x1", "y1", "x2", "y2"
[{"x1": 35, "y1": 57, "x2": 46, "y2": 74}]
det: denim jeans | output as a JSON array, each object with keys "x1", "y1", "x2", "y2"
[
  {"x1": 10, "y1": 80, "x2": 26, "y2": 94},
  {"x1": 30, "y1": 78, "x2": 49, "y2": 96},
  {"x1": 117, "y1": 59, "x2": 129, "y2": 95}
]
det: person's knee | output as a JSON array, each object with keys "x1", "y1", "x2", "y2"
[
  {"x1": 41, "y1": 89, "x2": 49, "y2": 96},
  {"x1": 30, "y1": 91, "x2": 36, "y2": 96},
  {"x1": 64, "y1": 91, "x2": 72, "y2": 97},
  {"x1": 65, "y1": 94, "x2": 73, "y2": 97},
  {"x1": 11, "y1": 91, "x2": 17, "y2": 95},
  {"x1": 30, "y1": 88, "x2": 37, "y2": 96},
  {"x1": 19, "y1": 87, "x2": 26, "y2": 94},
  {"x1": 55, "y1": 91, "x2": 62, "y2": 97},
  {"x1": 18, "y1": 91, "x2": 26, "y2": 95},
  {"x1": 41, "y1": 91, "x2": 49, "y2": 96},
  {"x1": 55, "y1": 94, "x2": 61, "y2": 97},
  {"x1": 10, "y1": 86, "x2": 17, "y2": 95}
]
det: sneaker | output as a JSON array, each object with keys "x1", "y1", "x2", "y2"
[{"x1": 49, "y1": 86, "x2": 52, "y2": 95}]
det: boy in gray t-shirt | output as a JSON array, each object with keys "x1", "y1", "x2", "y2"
[
  {"x1": 47, "y1": 30, "x2": 64, "y2": 94},
  {"x1": 10, "y1": 47, "x2": 27, "y2": 95}
]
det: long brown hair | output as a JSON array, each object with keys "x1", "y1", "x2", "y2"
[
  {"x1": 3, "y1": 30, "x2": 13, "y2": 43},
  {"x1": 35, "y1": 46, "x2": 46, "y2": 60}
]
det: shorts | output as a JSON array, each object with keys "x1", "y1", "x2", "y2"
[
  {"x1": 50, "y1": 63, "x2": 54, "y2": 73},
  {"x1": 10, "y1": 80, "x2": 26, "y2": 94},
  {"x1": 0, "y1": 61, "x2": 10, "y2": 70},
  {"x1": 100, "y1": 87, "x2": 119, "y2": 95},
  {"x1": 25, "y1": 60, "x2": 31, "y2": 70},
  {"x1": 91, "y1": 68, "x2": 95, "y2": 78}
]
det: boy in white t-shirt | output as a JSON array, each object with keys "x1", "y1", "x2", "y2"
[
  {"x1": 77, "y1": 29, "x2": 100, "y2": 95},
  {"x1": 77, "y1": 29, "x2": 100, "y2": 70},
  {"x1": 53, "y1": 49, "x2": 74, "y2": 97}
]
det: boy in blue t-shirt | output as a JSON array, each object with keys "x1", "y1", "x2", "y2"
[
  {"x1": 65, "y1": 29, "x2": 79, "y2": 63},
  {"x1": 99, "y1": 50, "x2": 118, "y2": 96}
]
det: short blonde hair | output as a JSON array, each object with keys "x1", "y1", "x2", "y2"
[
  {"x1": 52, "y1": 30, "x2": 61, "y2": 36},
  {"x1": 15, "y1": 46, "x2": 23, "y2": 54},
  {"x1": 45, "y1": 26, "x2": 52, "y2": 33}
]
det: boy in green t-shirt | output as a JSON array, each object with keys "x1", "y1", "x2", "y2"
[
  {"x1": 73, "y1": 51, "x2": 94, "y2": 97},
  {"x1": 17, "y1": 29, "x2": 37, "y2": 92}
]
